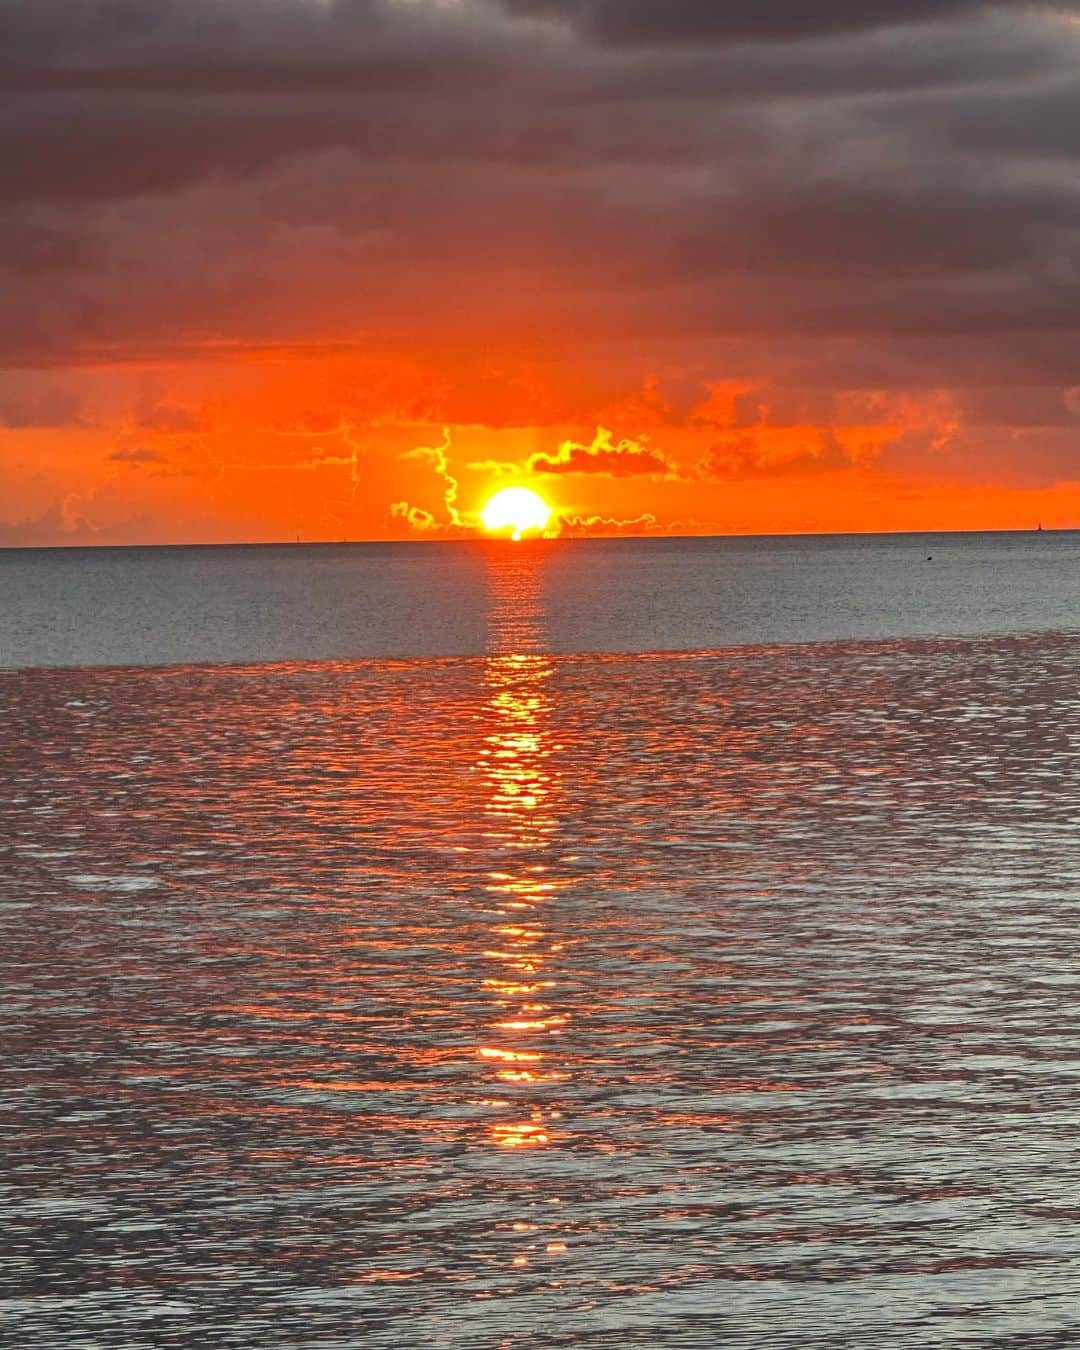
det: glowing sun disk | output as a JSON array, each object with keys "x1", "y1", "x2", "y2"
[{"x1": 481, "y1": 487, "x2": 551, "y2": 540}]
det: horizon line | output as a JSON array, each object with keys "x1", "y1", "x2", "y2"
[{"x1": 1, "y1": 524, "x2": 1075, "y2": 553}]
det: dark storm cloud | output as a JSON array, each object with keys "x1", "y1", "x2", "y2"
[
  {"x1": 494, "y1": 0, "x2": 1073, "y2": 45},
  {"x1": 0, "y1": 0, "x2": 515, "y2": 207},
  {"x1": 0, "y1": 0, "x2": 1077, "y2": 426},
  {"x1": 896, "y1": 83, "x2": 1080, "y2": 160}
]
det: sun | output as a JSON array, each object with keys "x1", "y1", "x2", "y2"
[{"x1": 481, "y1": 486, "x2": 552, "y2": 540}]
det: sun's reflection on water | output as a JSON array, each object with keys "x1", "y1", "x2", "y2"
[
  {"x1": 477, "y1": 546, "x2": 568, "y2": 1158},
  {"x1": 4, "y1": 608, "x2": 1079, "y2": 1340}
]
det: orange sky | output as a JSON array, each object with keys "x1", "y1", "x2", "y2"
[
  {"x1": 2, "y1": 348, "x2": 1077, "y2": 546},
  {"x1": 2, "y1": 1, "x2": 1078, "y2": 544}
]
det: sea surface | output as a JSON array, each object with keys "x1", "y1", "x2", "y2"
[
  {"x1": 1, "y1": 535, "x2": 1078, "y2": 1347},
  {"x1": 1, "y1": 530, "x2": 1077, "y2": 668}
]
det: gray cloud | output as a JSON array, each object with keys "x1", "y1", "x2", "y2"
[
  {"x1": 0, "y1": 0, "x2": 1076, "y2": 434},
  {"x1": 494, "y1": 0, "x2": 1074, "y2": 45}
]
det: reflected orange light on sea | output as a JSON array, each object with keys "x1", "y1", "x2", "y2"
[
  {"x1": 6, "y1": 600, "x2": 1077, "y2": 1333},
  {"x1": 476, "y1": 546, "x2": 570, "y2": 1156}
]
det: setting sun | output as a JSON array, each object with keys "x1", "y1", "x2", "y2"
[{"x1": 481, "y1": 487, "x2": 552, "y2": 540}]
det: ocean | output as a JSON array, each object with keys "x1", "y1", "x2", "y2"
[
  {"x1": 1, "y1": 533, "x2": 1078, "y2": 1347},
  {"x1": 2, "y1": 531, "x2": 1077, "y2": 668}
]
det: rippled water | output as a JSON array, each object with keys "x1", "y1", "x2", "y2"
[{"x1": 2, "y1": 550, "x2": 1079, "y2": 1346}]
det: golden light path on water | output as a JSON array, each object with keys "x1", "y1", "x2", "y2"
[{"x1": 477, "y1": 548, "x2": 571, "y2": 1262}]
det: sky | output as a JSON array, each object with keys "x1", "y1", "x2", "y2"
[{"x1": 1, "y1": 0, "x2": 1079, "y2": 545}]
